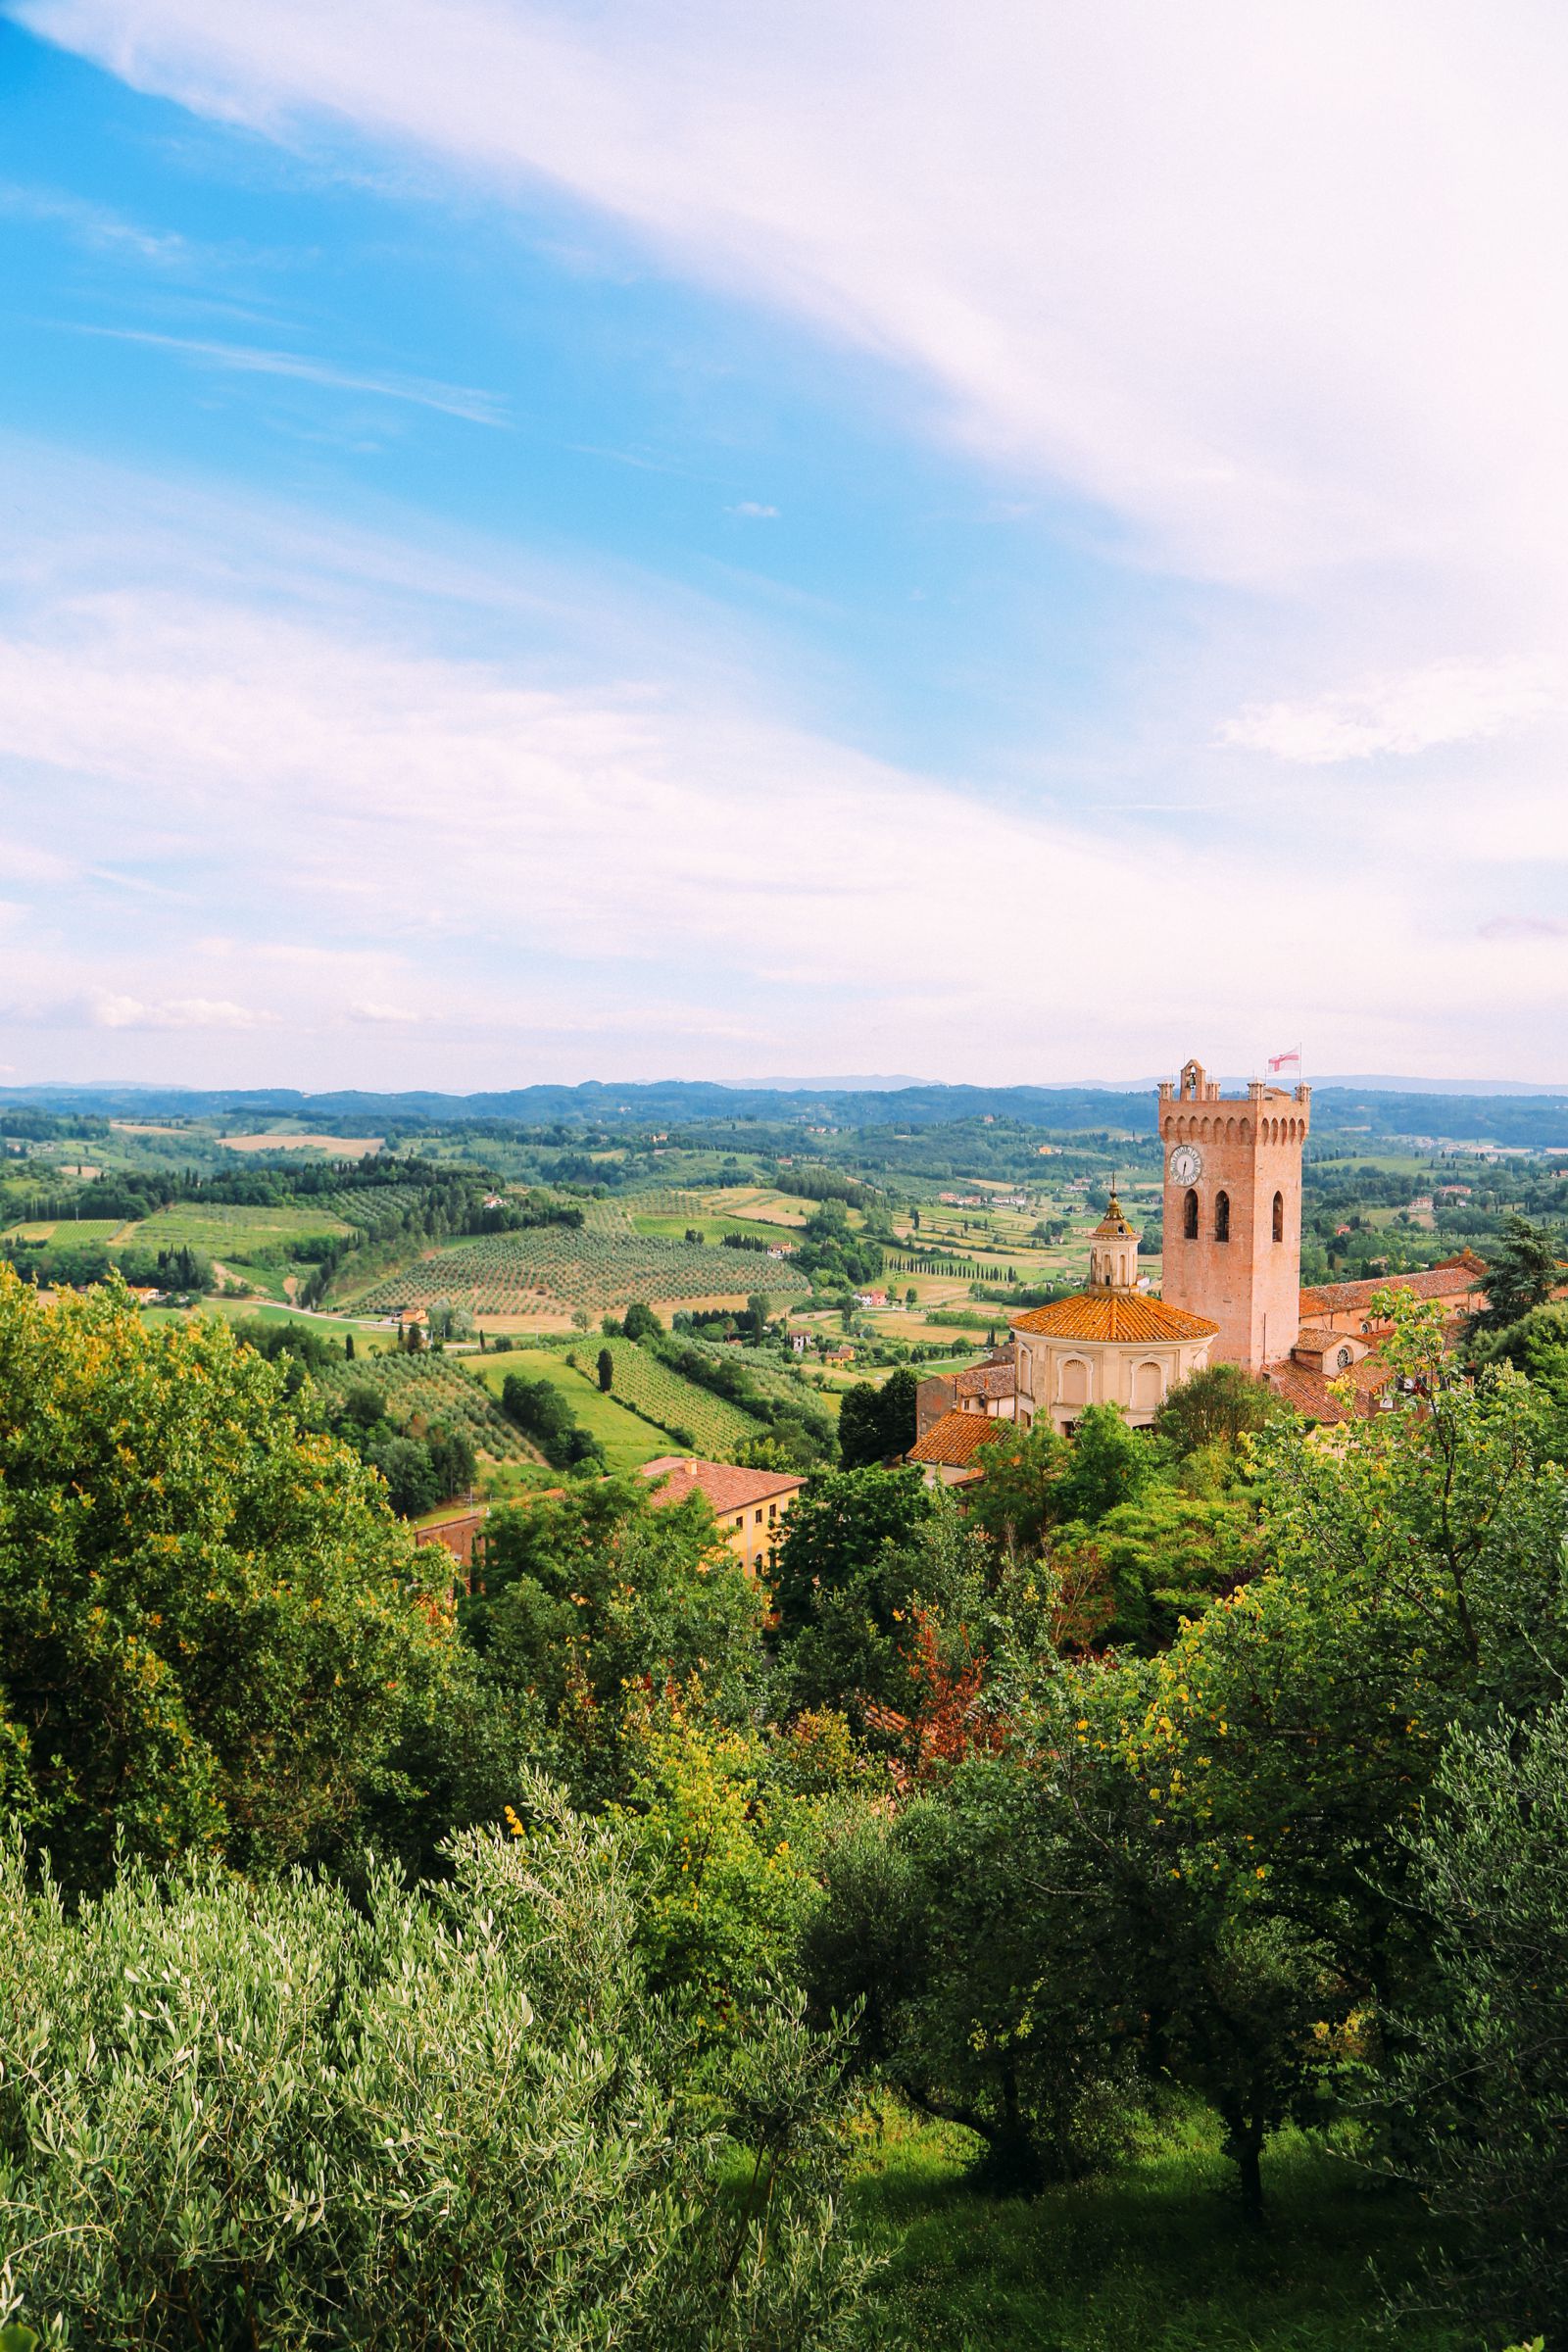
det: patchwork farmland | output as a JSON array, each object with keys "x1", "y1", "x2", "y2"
[
  {"x1": 308, "y1": 1350, "x2": 536, "y2": 1461},
  {"x1": 127, "y1": 1202, "x2": 355, "y2": 1254},
  {"x1": 584, "y1": 1337, "x2": 760, "y2": 1454},
  {"x1": 347, "y1": 1228, "x2": 811, "y2": 1321}
]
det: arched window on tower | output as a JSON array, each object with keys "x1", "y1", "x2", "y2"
[
  {"x1": 1273, "y1": 1190, "x2": 1285, "y2": 1243},
  {"x1": 1184, "y1": 1188, "x2": 1199, "y2": 1240},
  {"x1": 1214, "y1": 1191, "x2": 1230, "y2": 1244}
]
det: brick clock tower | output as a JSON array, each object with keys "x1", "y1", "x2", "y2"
[{"x1": 1157, "y1": 1057, "x2": 1310, "y2": 1374}]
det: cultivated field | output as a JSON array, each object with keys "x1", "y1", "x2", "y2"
[
  {"x1": 347, "y1": 1229, "x2": 810, "y2": 1322},
  {"x1": 321, "y1": 1183, "x2": 435, "y2": 1230},
  {"x1": 475, "y1": 1348, "x2": 670, "y2": 1474},
  {"x1": 583, "y1": 1338, "x2": 759, "y2": 1454},
  {"x1": 2, "y1": 1218, "x2": 128, "y2": 1245},
  {"x1": 701, "y1": 1185, "x2": 810, "y2": 1227},
  {"x1": 218, "y1": 1132, "x2": 386, "y2": 1154},
  {"x1": 126, "y1": 1202, "x2": 355, "y2": 1255},
  {"x1": 309, "y1": 1350, "x2": 535, "y2": 1461}
]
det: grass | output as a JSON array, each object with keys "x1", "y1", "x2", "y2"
[
  {"x1": 475, "y1": 1348, "x2": 674, "y2": 1474},
  {"x1": 2, "y1": 1218, "x2": 127, "y2": 1245},
  {"x1": 588, "y1": 1336, "x2": 760, "y2": 1454},
  {"x1": 845, "y1": 2108, "x2": 1473, "y2": 2352},
  {"x1": 126, "y1": 1202, "x2": 354, "y2": 1256}
]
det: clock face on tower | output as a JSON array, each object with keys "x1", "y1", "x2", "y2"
[{"x1": 1168, "y1": 1144, "x2": 1202, "y2": 1187}]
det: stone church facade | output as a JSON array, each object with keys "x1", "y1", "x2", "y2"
[{"x1": 1004, "y1": 1053, "x2": 1478, "y2": 1435}]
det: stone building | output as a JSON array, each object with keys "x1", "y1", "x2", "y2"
[{"x1": 1010, "y1": 1191, "x2": 1217, "y2": 1435}]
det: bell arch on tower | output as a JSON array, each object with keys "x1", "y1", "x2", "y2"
[{"x1": 1157, "y1": 1053, "x2": 1310, "y2": 1376}]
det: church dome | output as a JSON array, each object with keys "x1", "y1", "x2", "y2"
[{"x1": 1010, "y1": 1293, "x2": 1219, "y2": 1344}]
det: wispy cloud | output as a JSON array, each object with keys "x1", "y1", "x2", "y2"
[
  {"x1": 20, "y1": 0, "x2": 1568, "y2": 600},
  {"x1": 0, "y1": 178, "x2": 189, "y2": 265},
  {"x1": 0, "y1": 451, "x2": 1564, "y2": 1084},
  {"x1": 1218, "y1": 662, "x2": 1559, "y2": 766},
  {"x1": 1478, "y1": 916, "x2": 1568, "y2": 944},
  {"x1": 92, "y1": 993, "x2": 277, "y2": 1030},
  {"x1": 68, "y1": 324, "x2": 511, "y2": 426},
  {"x1": 727, "y1": 501, "x2": 779, "y2": 519}
]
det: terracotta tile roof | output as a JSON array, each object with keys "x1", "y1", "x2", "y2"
[
  {"x1": 638, "y1": 1457, "x2": 805, "y2": 1514},
  {"x1": 955, "y1": 1361, "x2": 1017, "y2": 1399},
  {"x1": 907, "y1": 1408, "x2": 1010, "y2": 1467},
  {"x1": 1011, "y1": 1291, "x2": 1218, "y2": 1343},
  {"x1": 1267, "y1": 1352, "x2": 1395, "y2": 1425},
  {"x1": 1298, "y1": 1257, "x2": 1485, "y2": 1319}
]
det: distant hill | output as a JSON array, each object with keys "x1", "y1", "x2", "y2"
[{"x1": 8, "y1": 1079, "x2": 1568, "y2": 1147}]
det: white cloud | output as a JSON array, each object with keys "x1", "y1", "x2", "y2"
[
  {"x1": 70, "y1": 325, "x2": 510, "y2": 426},
  {"x1": 1219, "y1": 662, "x2": 1559, "y2": 766},
  {"x1": 90, "y1": 993, "x2": 277, "y2": 1030},
  {"x1": 18, "y1": 0, "x2": 1568, "y2": 607},
  {"x1": 726, "y1": 502, "x2": 779, "y2": 519},
  {"x1": 0, "y1": 447, "x2": 1567, "y2": 1086},
  {"x1": 0, "y1": 179, "x2": 190, "y2": 264},
  {"x1": 349, "y1": 1000, "x2": 423, "y2": 1024}
]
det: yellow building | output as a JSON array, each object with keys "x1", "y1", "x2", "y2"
[{"x1": 638, "y1": 1456, "x2": 805, "y2": 1575}]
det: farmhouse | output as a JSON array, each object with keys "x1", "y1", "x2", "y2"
[{"x1": 638, "y1": 1456, "x2": 804, "y2": 1575}]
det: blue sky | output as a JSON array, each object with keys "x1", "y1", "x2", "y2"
[{"x1": 3, "y1": 1, "x2": 1568, "y2": 1087}]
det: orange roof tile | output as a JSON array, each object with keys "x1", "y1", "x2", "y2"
[
  {"x1": 1010, "y1": 1291, "x2": 1218, "y2": 1343},
  {"x1": 955, "y1": 1361, "x2": 1016, "y2": 1399},
  {"x1": 907, "y1": 1408, "x2": 1010, "y2": 1467},
  {"x1": 1268, "y1": 1352, "x2": 1395, "y2": 1425},
  {"x1": 638, "y1": 1457, "x2": 805, "y2": 1514},
  {"x1": 1298, "y1": 1257, "x2": 1485, "y2": 1319}
]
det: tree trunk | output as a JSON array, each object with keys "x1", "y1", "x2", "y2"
[{"x1": 1222, "y1": 2106, "x2": 1266, "y2": 2228}]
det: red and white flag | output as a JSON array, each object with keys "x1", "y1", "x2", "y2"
[{"x1": 1266, "y1": 1044, "x2": 1302, "y2": 1078}]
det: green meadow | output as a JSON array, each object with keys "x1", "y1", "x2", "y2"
[
  {"x1": 846, "y1": 2110, "x2": 1469, "y2": 2352},
  {"x1": 475, "y1": 1347, "x2": 672, "y2": 1474}
]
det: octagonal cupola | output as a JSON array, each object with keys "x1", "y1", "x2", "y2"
[{"x1": 1088, "y1": 1190, "x2": 1140, "y2": 1292}]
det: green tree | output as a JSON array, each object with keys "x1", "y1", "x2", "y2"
[
  {"x1": 466, "y1": 1480, "x2": 768, "y2": 1803},
  {"x1": 879, "y1": 1366, "x2": 918, "y2": 1456},
  {"x1": 0, "y1": 1266, "x2": 459, "y2": 1892},
  {"x1": 598, "y1": 1346, "x2": 614, "y2": 1392},
  {"x1": 1049, "y1": 1402, "x2": 1152, "y2": 1526},
  {"x1": 1469, "y1": 1213, "x2": 1563, "y2": 1337},
  {"x1": 500, "y1": 1372, "x2": 605, "y2": 1473},
  {"x1": 612, "y1": 1702, "x2": 818, "y2": 2032},
  {"x1": 802, "y1": 1749, "x2": 1146, "y2": 2192},
  {"x1": 1387, "y1": 1699, "x2": 1568, "y2": 2336},
  {"x1": 1059, "y1": 1487, "x2": 1252, "y2": 1651},
  {"x1": 837, "y1": 1382, "x2": 889, "y2": 1470},
  {"x1": 0, "y1": 1796, "x2": 871, "y2": 2350},
  {"x1": 1129, "y1": 1293, "x2": 1568, "y2": 1970},
  {"x1": 771, "y1": 1466, "x2": 931, "y2": 1634},
  {"x1": 963, "y1": 1421, "x2": 1068, "y2": 1555},
  {"x1": 622, "y1": 1301, "x2": 663, "y2": 1342},
  {"x1": 778, "y1": 1484, "x2": 992, "y2": 1725},
  {"x1": 1153, "y1": 1362, "x2": 1279, "y2": 1459}
]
